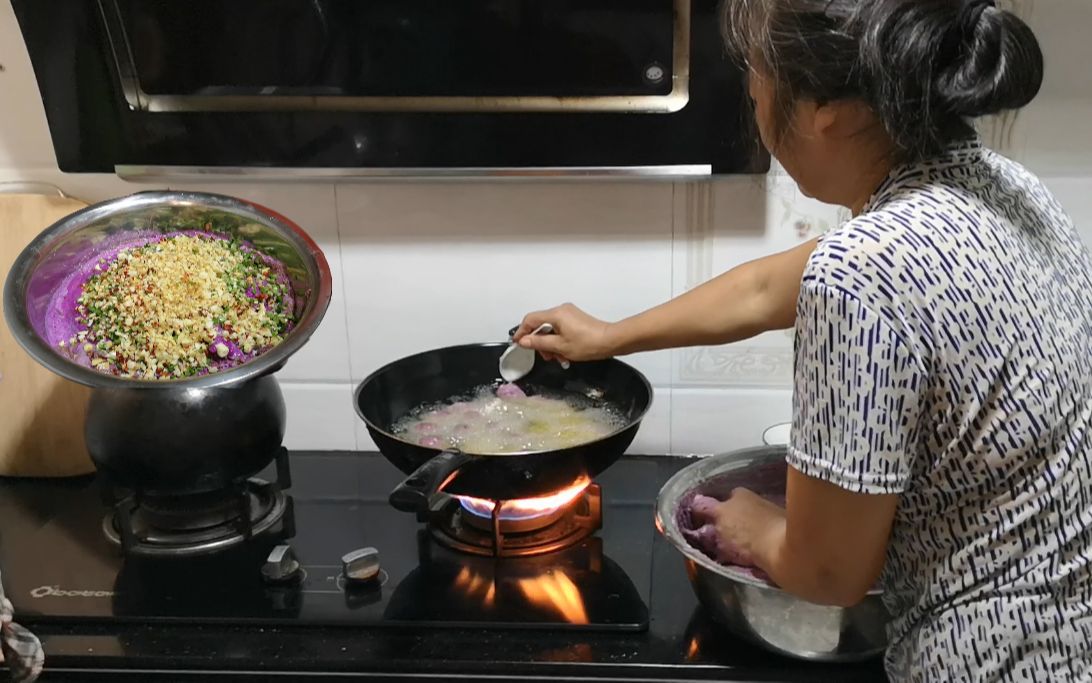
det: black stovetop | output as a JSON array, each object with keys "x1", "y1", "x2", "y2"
[{"x1": 0, "y1": 452, "x2": 886, "y2": 682}]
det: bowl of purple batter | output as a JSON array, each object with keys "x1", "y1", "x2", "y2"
[
  {"x1": 655, "y1": 445, "x2": 890, "y2": 662},
  {"x1": 3, "y1": 191, "x2": 332, "y2": 389}
]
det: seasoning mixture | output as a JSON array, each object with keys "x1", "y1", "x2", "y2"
[
  {"x1": 54, "y1": 230, "x2": 294, "y2": 379},
  {"x1": 393, "y1": 383, "x2": 624, "y2": 454}
]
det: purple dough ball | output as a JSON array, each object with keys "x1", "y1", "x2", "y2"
[
  {"x1": 419, "y1": 435, "x2": 444, "y2": 449},
  {"x1": 496, "y1": 383, "x2": 527, "y2": 399}
]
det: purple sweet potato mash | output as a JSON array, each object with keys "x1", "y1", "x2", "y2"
[
  {"x1": 46, "y1": 229, "x2": 295, "y2": 379},
  {"x1": 675, "y1": 461, "x2": 788, "y2": 585}
]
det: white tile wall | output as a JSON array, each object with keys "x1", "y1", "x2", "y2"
[
  {"x1": 1043, "y1": 178, "x2": 1092, "y2": 246},
  {"x1": 1, "y1": 1, "x2": 1091, "y2": 456},
  {"x1": 0, "y1": 1, "x2": 53, "y2": 171},
  {"x1": 333, "y1": 182, "x2": 674, "y2": 387},
  {"x1": 671, "y1": 388, "x2": 794, "y2": 456},
  {"x1": 281, "y1": 384, "x2": 358, "y2": 451}
]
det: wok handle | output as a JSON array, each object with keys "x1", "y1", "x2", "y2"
[{"x1": 388, "y1": 450, "x2": 474, "y2": 513}]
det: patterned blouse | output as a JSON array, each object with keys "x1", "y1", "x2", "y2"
[{"x1": 788, "y1": 137, "x2": 1092, "y2": 682}]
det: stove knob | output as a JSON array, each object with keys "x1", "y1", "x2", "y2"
[
  {"x1": 261, "y1": 544, "x2": 302, "y2": 584},
  {"x1": 341, "y1": 547, "x2": 381, "y2": 584}
]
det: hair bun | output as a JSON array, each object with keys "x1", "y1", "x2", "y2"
[
  {"x1": 934, "y1": 4, "x2": 1044, "y2": 119},
  {"x1": 720, "y1": 0, "x2": 1044, "y2": 163}
]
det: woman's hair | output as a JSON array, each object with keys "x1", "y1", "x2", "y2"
[{"x1": 722, "y1": 0, "x2": 1044, "y2": 162}]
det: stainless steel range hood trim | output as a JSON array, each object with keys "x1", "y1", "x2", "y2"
[
  {"x1": 115, "y1": 165, "x2": 713, "y2": 182},
  {"x1": 99, "y1": 0, "x2": 692, "y2": 114}
]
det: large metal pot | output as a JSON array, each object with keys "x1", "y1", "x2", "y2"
[
  {"x1": 3, "y1": 190, "x2": 332, "y2": 390},
  {"x1": 655, "y1": 446, "x2": 891, "y2": 662},
  {"x1": 3, "y1": 191, "x2": 332, "y2": 493}
]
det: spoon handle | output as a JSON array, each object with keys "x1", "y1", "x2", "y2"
[{"x1": 506, "y1": 324, "x2": 570, "y2": 369}]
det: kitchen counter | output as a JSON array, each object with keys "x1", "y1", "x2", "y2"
[{"x1": 0, "y1": 452, "x2": 887, "y2": 682}]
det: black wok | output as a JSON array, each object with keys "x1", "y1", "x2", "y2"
[{"x1": 353, "y1": 343, "x2": 652, "y2": 512}]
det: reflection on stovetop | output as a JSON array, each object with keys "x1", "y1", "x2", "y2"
[
  {"x1": 0, "y1": 452, "x2": 888, "y2": 681},
  {"x1": 389, "y1": 533, "x2": 646, "y2": 628}
]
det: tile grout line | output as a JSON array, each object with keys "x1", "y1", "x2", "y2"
[{"x1": 330, "y1": 183, "x2": 361, "y2": 450}]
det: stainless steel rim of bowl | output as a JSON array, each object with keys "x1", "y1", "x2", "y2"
[
  {"x1": 654, "y1": 445, "x2": 885, "y2": 597},
  {"x1": 2, "y1": 190, "x2": 333, "y2": 389}
]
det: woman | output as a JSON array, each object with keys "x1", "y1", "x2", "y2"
[{"x1": 515, "y1": 0, "x2": 1092, "y2": 680}]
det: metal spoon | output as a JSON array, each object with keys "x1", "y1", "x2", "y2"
[{"x1": 499, "y1": 323, "x2": 569, "y2": 383}]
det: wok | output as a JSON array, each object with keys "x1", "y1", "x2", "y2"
[{"x1": 353, "y1": 343, "x2": 652, "y2": 511}]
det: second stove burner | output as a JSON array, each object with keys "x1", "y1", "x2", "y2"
[
  {"x1": 100, "y1": 447, "x2": 294, "y2": 558},
  {"x1": 103, "y1": 481, "x2": 290, "y2": 558}
]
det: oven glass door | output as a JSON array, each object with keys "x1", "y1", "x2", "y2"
[{"x1": 106, "y1": 0, "x2": 688, "y2": 113}]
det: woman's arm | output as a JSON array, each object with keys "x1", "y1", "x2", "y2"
[
  {"x1": 515, "y1": 237, "x2": 818, "y2": 361},
  {"x1": 699, "y1": 467, "x2": 898, "y2": 607},
  {"x1": 609, "y1": 237, "x2": 818, "y2": 354}
]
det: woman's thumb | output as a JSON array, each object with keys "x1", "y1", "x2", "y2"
[{"x1": 519, "y1": 332, "x2": 564, "y2": 355}]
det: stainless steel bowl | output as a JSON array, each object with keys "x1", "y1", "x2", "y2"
[
  {"x1": 655, "y1": 445, "x2": 891, "y2": 662},
  {"x1": 3, "y1": 190, "x2": 332, "y2": 389}
]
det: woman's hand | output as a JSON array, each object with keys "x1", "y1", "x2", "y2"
[
  {"x1": 691, "y1": 488, "x2": 786, "y2": 570},
  {"x1": 696, "y1": 469, "x2": 898, "y2": 607},
  {"x1": 512, "y1": 303, "x2": 615, "y2": 363}
]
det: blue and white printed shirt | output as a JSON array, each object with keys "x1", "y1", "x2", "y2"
[{"x1": 788, "y1": 138, "x2": 1092, "y2": 682}]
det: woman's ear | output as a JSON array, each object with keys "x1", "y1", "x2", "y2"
[
  {"x1": 790, "y1": 99, "x2": 834, "y2": 142},
  {"x1": 818, "y1": 99, "x2": 879, "y2": 140},
  {"x1": 810, "y1": 100, "x2": 840, "y2": 139}
]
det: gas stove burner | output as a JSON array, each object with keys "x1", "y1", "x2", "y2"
[
  {"x1": 431, "y1": 483, "x2": 602, "y2": 558},
  {"x1": 455, "y1": 477, "x2": 592, "y2": 532},
  {"x1": 101, "y1": 447, "x2": 294, "y2": 558},
  {"x1": 133, "y1": 487, "x2": 266, "y2": 532},
  {"x1": 458, "y1": 497, "x2": 571, "y2": 534}
]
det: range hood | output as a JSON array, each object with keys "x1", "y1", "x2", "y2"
[{"x1": 13, "y1": 0, "x2": 767, "y2": 178}]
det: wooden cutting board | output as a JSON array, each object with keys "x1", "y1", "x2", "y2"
[{"x1": 0, "y1": 193, "x2": 95, "y2": 477}]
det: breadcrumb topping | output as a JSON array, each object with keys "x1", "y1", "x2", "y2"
[{"x1": 65, "y1": 233, "x2": 293, "y2": 379}]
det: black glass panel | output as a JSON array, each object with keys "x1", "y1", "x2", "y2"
[
  {"x1": 0, "y1": 454, "x2": 652, "y2": 631},
  {"x1": 12, "y1": 0, "x2": 767, "y2": 173},
  {"x1": 117, "y1": 0, "x2": 675, "y2": 97}
]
